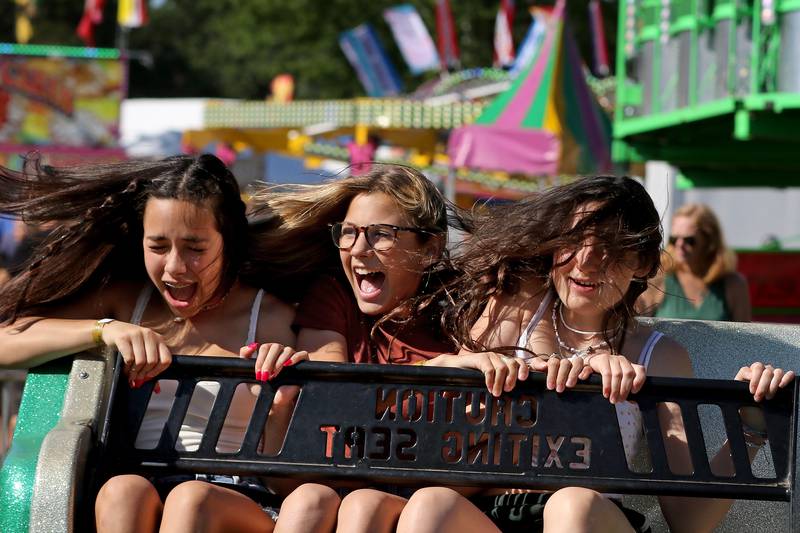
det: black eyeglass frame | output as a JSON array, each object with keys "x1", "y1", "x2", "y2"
[
  {"x1": 668, "y1": 235, "x2": 698, "y2": 247},
  {"x1": 329, "y1": 222, "x2": 433, "y2": 251}
]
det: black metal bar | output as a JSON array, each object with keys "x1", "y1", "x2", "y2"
[
  {"x1": 239, "y1": 384, "x2": 274, "y2": 455},
  {"x1": 679, "y1": 399, "x2": 714, "y2": 479},
  {"x1": 197, "y1": 380, "x2": 237, "y2": 455},
  {"x1": 158, "y1": 378, "x2": 195, "y2": 453},
  {"x1": 102, "y1": 356, "x2": 797, "y2": 502}
]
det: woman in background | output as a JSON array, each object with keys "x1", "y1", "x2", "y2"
[{"x1": 640, "y1": 203, "x2": 750, "y2": 321}]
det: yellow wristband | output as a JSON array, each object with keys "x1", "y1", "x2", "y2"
[
  {"x1": 93, "y1": 318, "x2": 115, "y2": 346},
  {"x1": 412, "y1": 359, "x2": 427, "y2": 366}
]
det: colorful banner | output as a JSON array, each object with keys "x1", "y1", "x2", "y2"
[
  {"x1": 339, "y1": 24, "x2": 403, "y2": 97},
  {"x1": 494, "y1": 0, "x2": 516, "y2": 67},
  {"x1": 435, "y1": 0, "x2": 459, "y2": 70},
  {"x1": 383, "y1": 4, "x2": 439, "y2": 74},
  {"x1": 588, "y1": 0, "x2": 610, "y2": 76},
  {"x1": 77, "y1": 0, "x2": 106, "y2": 46},
  {"x1": 0, "y1": 54, "x2": 124, "y2": 149},
  {"x1": 118, "y1": 0, "x2": 148, "y2": 28},
  {"x1": 510, "y1": 8, "x2": 549, "y2": 77}
]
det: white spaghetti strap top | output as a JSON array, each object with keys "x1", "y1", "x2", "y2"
[
  {"x1": 129, "y1": 285, "x2": 265, "y2": 341},
  {"x1": 132, "y1": 285, "x2": 267, "y2": 453},
  {"x1": 615, "y1": 329, "x2": 664, "y2": 465},
  {"x1": 246, "y1": 289, "x2": 265, "y2": 345},
  {"x1": 515, "y1": 290, "x2": 554, "y2": 358},
  {"x1": 130, "y1": 284, "x2": 153, "y2": 325}
]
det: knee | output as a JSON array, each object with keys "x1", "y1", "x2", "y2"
[
  {"x1": 96, "y1": 474, "x2": 160, "y2": 512},
  {"x1": 402, "y1": 487, "x2": 464, "y2": 523},
  {"x1": 281, "y1": 483, "x2": 340, "y2": 516},
  {"x1": 163, "y1": 480, "x2": 218, "y2": 516},
  {"x1": 95, "y1": 475, "x2": 161, "y2": 522},
  {"x1": 544, "y1": 487, "x2": 605, "y2": 523},
  {"x1": 338, "y1": 488, "x2": 394, "y2": 522},
  {"x1": 405, "y1": 487, "x2": 463, "y2": 513}
]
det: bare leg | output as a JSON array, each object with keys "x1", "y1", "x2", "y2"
[
  {"x1": 336, "y1": 488, "x2": 407, "y2": 533},
  {"x1": 95, "y1": 474, "x2": 162, "y2": 533},
  {"x1": 159, "y1": 480, "x2": 275, "y2": 533},
  {"x1": 397, "y1": 487, "x2": 500, "y2": 533},
  {"x1": 543, "y1": 487, "x2": 635, "y2": 533},
  {"x1": 275, "y1": 483, "x2": 340, "y2": 533}
]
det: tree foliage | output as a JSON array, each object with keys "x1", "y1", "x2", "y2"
[{"x1": 1, "y1": 0, "x2": 617, "y2": 100}]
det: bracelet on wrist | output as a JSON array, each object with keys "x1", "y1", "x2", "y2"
[
  {"x1": 412, "y1": 359, "x2": 427, "y2": 366},
  {"x1": 92, "y1": 318, "x2": 115, "y2": 346}
]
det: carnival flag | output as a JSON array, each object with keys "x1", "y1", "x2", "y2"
[
  {"x1": 588, "y1": 0, "x2": 610, "y2": 76},
  {"x1": 510, "y1": 8, "x2": 550, "y2": 77},
  {"x1": 77, "y1": 0, "x2": 106, "y2": 46},
  {"x1": 118, "y1": 0, "x2": 148, "y2": 28},
  {"x1": 383, "y1": 5, "x2": 440, "y2": 74},
  {"x1": 494, "y1": 0, "x2": 516, "y2": 67},
  {"x1": 15, "y1": 0, "x2": 36, "y2": 44},
  {"x1": 435, "y1": 0, "x2": 460, "y2": 70},
  {"x1": 339, "y1": 25, "x2": 403, "y2": 97}
]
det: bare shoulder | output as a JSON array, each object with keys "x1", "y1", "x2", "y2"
[
  {"x1": 256, "y1": 292, "x2": 297, "y2": 346},
  {"x1": 261, "y1": 293, "x2": 296, "y2": 323},
  {"x1": 645, "y1": 329, "x2": 693, "y2": 378}
]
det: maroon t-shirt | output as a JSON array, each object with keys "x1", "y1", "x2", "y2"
[{"x1": 294, "y1": 276, "x2": 455, "y2": 365}]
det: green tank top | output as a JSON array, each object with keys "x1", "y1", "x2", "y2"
[{"x1": 655, "y1": 273, "x2": 732, "y2": 321}]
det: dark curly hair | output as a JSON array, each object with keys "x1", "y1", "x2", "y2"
[{"x1": 440, "y1": 176, "x2": 663, "y2": 354}]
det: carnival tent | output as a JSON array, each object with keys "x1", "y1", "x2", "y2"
[{"x1": 448, "y1": 0, "x2": 611, "y2": 177}]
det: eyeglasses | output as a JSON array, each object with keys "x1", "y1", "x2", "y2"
[
  {"x1": 668, "y1": 235, "x2": 697, "y2": 247},
  {"x1": 329, "y1": 222, "x2": 430, "y2": 252}
]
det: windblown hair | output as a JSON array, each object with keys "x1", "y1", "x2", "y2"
[
  {"x1": 248, "y1": 164, "x2": 463, "y2": 330},
  {"x1": 663, "y1": 202, "x2": 735, "y2": 284},
  {"x1": 0, "y1": 154, "x2": 249, "y2": 322},
  {"x1": 441, "y1": 176, "x2": 663, "y2": 354}
]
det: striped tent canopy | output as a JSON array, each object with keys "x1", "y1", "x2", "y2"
[{"x1": 448, "y1": 0, "x2": 611, "y2": 177}]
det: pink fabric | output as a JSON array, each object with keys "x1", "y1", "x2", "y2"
[{"x1": 448, "y1": 125, "x2": 560, "y2": 175}]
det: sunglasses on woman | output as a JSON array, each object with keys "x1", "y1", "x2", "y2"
[
  {"x1": 668, "y1": 235, "x2": 697, "y2": 247},
  {"x1": 330, "y1": 222, "x2": 431, "y2": 252}
]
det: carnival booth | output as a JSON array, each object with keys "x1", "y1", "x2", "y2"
[{"x1": 0, "y1": 43, "x2": 126, "y2": 169}]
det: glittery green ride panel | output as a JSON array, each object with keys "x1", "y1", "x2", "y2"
[{"x1": 0, "y1": 360, "x2": 69, "y2": 533}]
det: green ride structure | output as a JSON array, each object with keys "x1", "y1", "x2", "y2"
[{"x1": 613, "y1": 0, "x2": 800, "y2": 187}]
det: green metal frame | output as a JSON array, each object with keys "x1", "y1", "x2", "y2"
[{"x1": 614, "y1": 0, "x2": 800, "y2": 186}]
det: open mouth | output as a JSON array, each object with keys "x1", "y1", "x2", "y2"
[
  {"x1": 570, "y1": 277, "x2": 602, "y2": 289},
  {"x1": 163, "y1": 281, "x2": 197, "y2": 308},
  {"x1": 353, "y1": 267, "x2": 386, "y2": 298}
]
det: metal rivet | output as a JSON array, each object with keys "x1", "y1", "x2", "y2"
[{"x1": 79, "y1": 371, "x2": 89, "y2": 380}]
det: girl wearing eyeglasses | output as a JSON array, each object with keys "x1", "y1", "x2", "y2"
[
  {"x1": 639, "y1": 203, "x2": 751, "y2": 322},
  {"x1": 249, "y1": 164, "x2": 550, "y2": 532}
]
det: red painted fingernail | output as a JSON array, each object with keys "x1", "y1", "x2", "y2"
[
  {"x1": 263, "y1": 371, "x2": 271, "y2": 381},
  {"x1": 248, "y1": 342, "x2": 259, "y2": 350},
  {"x1": 255, "y1": 371, "x2": 262, "y2": 380},
  {"x1": 133, "y1": 379, "x2": 143, "y2": 388},
  {"x1": 283, "y1": 360, "x2": 293, "y2": 367},
  {"x1": 154, "y1": 383, "x2": 161, "y2": 394}
]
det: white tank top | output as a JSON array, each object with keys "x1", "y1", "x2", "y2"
[
  {"x1": 132, "y1": 286, "x2": 266, "y2": 453},
  {"x1": 515, "y1": 291, "x2": 664, "y2": 463}
]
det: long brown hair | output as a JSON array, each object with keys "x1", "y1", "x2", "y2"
[
  {"x1": 440, "y1": 176, "x2": 663, "y2": 354},
  {"x1": 248, "y1": 164, "x2": 465, "y2": 329},
  {"x1": 0, "y1": 154, "x2": 250, "y2": 321},
  {"x1": 663, "y1": 202, "x2": 735, "y2": 284}
]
